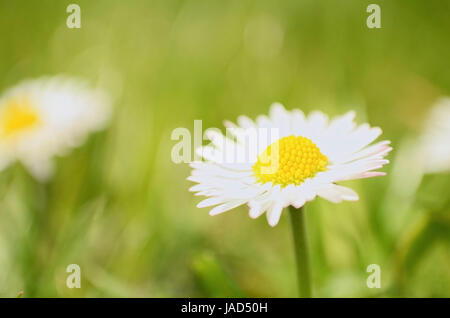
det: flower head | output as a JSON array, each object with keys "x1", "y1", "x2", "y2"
[
  {"x1": 189, "y1": 103, "x2": 391, "y2": 226},
  {"x1": 418, "y1": 98, "x2": 450, "y2": 174},
  {"x1": 0, "y1": 76, "x2": 111, "y2": 180}
]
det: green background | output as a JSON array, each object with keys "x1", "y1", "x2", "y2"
[{"x1": 0, "y1": 0, "x2": 449, "y2": 297}]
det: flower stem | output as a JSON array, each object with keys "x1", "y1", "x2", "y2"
[{"x1": 288, "y1": 205, "x2": 312, "y2": 298}]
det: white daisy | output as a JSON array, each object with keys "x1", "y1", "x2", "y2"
[
  {"x1": 0, "y1": 76, "x2": 111, "y2": 181},
  {"x1": 418, "y1": 97, "x2": 450, "y2": 174},
  {"x1": 189, "y1": 103, "x2": 391, "y2": 226}
]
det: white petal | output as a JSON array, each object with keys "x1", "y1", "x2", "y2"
[
  {"x1": 248, "y1": 202, "x2": 269, "y2": 219},
  {"x1": 237, "y1": 115, "x2": 255, "y2": 128},
  {"x1": 338, "y1": 140, "x2": 392, "y2": 164},
  {"x1": 306, "y1": 111, "x2": 328, "y2": 139},
  {"x1": 197, "y1": 197, "x2": 226, "y2": 208},
  {"x1": 317, "y1": 185, "x2": 359, "y2": 203},
  {"x1": 269, "y1": 102, "x2": 291, "y2": 136},
  {"x1": 266, "y1": 201, "x2": 284, "y2": 227},
  {"x1": 209, "y1": 199, "x2": 247, "y2": 216}
]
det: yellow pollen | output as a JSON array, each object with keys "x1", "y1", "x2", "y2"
[
  {"x1": 0, "y1": 97, "x2": 40, "y2": 139},
  {"x1": 253, "y1": 135, "x2": 328, "y2": 187}
]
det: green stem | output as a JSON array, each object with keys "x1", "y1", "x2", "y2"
[{"x1": 288, "y1": 205, "x2": 312, "y2": 298}]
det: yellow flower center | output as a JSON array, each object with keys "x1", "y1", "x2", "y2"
[
  {"x1": 252, "y1": 135, "x2": 328, "y2": 186},
  {"x1": 0, "y1": 97, "x2": 40, "y2": 139}
]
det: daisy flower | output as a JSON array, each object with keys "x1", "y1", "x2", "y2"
[
  {"x1": 189, "y1": 103, "x2": 391, "y2": 227},
  {"x1": 418, "y1": 98, "x2": 450, "y2": 174},
  {"x1": 377, "y1": 98, "x2": 449, "y2": 240},
  {"x1": 0, "y1": 76, "x2": 111, "y2": 181}
]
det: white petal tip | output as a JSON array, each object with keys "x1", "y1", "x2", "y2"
[
  {"x1": 270, "y1": 102, "x2": 285, "y2": 109},
  {"x1": 343, "y1": 195, "x2": 359, "y2": 201},
  {"x1": 249, "y1": 212, "x2": 258, "y2": 219},
  {"x1": 268, "y1": 219, "x2": 279, "y2": 227},
  {"x1": 223, "y1": 120, "x2": 234, "y2": 128},
  {"x1": 292, "y1": 201, "x2": 306, "y2": 209}
]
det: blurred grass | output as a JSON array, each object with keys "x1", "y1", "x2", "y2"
[{"x1": 0, "y1": 0, "x2": 449, "y2": 297}]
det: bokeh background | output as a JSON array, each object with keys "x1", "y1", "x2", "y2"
[{"x1": 0, "y1": 0, "x2": 449, "y2": 297}]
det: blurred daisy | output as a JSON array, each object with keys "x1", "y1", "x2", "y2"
[
  {"x1": 0, "y1": 76, "x2": 111, "y2": 181},
  {"x1": 418, "y1": 98, "x2": 450, "y2": 174},
  {"x1": 189, "y1": 103, "x2": 391, "y2": 226},
  {"x1": 378, "y1": 98, "x2": 450, "y2": 238}
]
